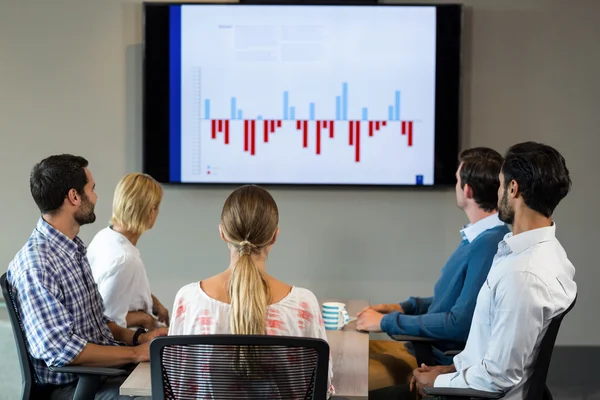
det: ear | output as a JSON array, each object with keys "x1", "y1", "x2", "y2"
[
  {"x1": 509, "y1": 180, "x2": 520, "y2": 199},
  {"x1": 269, "y1": 227, "x2": 280, "y2": 246},
  {"x1": 65, "y1": 188, "x2": 81, "y2": 207},
  {"x1": 463, "y1": 183, "x2": 474, "y2": 200},
  {"x1": 218, "y1": 224, "x2": 228, "y2": 243}
]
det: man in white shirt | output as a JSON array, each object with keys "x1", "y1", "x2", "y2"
[{"x1": 370, "y1": 142, "x2": 577, "y2": 400}]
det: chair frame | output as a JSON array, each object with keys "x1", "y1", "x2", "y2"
[
  {"x1": 150, "y1": 334, "x2": 330, "y2": 400},
  {"x1": 1, "y1": 273, "x2": 126, "y2": 400}
]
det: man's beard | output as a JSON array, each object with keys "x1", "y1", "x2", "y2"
[
  {"x1": 498, "y1": 189, "x2": 514, "y2": 225},
  {"x1": 75, "y1": 194, "x2": 96, "y2": 226}
]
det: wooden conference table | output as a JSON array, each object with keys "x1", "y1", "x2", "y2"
[{"x1": 120, "y1": 299, "x2": 369, "y2": 399}]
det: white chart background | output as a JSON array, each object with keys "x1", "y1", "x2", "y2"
[{"x1": 179, "y1": 5, "x2": 437, "y2": 185}]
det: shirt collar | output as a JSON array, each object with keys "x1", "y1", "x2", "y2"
[
  {"x1": 503, "y1": 222, "x2": 556, "y2": 255},
  {"x1": 36, "y1": 217, "x2": 87, "y2": 256},
  {"x1": 460, "y1": 213, "x2": 505, "y2": 243}
]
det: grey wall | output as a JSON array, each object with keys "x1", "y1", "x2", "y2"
[{"x1": 1, "y1": 0, "x2": 598, "y2": 345}]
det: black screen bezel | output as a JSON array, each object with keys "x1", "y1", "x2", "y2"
[{"x1": 143, "y1": 2, "x2": 462, "y2": 187}]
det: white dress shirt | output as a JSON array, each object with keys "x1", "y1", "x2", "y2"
[
  {"x1": 87, "y1": 227, "x2": 153, "y2": 328},
  {"x1": 434, "y1": 223, "x2": 576, "y2": 400},
  {"x1": 460, "y1": 213, "x2": 505, "y2": 243}
]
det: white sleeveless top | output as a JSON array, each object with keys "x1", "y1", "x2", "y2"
[{"x1": 169, "y1": 282, "x2": 335, "y2": 398}]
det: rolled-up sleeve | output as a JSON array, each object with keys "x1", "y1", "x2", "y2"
[{"x1": 15, "y1": 268, "x2": 87, "y2": 367}]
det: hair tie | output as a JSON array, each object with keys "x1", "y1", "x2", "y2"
[{"x1": 238, "y1": 240, "x2": 257, "y2": 255}]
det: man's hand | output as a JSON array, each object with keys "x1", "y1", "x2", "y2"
[
  {"x1": 131, "y1": 342, "x2": 151, "y2": 363},
  {"x1": 357, "y1": 303, "x2": 403, "y2": 317},
  {"x1": 154, "y1": 302, "x2": 170, "y2": 327},
  {"x1": 141, "y1": 312, "x2": 158, "y2": 331},
  {"x1": 356, "y1": 308, "x2": 384, "y2": 332},
  {"x1": 410, "y1": 363, "x2": 452, "y2": 397},
  {"x1": 139, "y1": 327, "x2": 168, "y2": 345}
]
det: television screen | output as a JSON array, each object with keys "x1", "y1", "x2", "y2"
[{"x1": 143, "y1": 2, "x2": 461, "y2": 186}]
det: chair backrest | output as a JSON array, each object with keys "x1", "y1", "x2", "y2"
[
  {"x1": 526, "y1": 295, "x2": 577, "y2": 400},
  {"x1": 150, "y1": 334, "x2": 330, "y2": 400},
  {"x1": 1, "y1": 273, "x2": 50, "y2": 400}
]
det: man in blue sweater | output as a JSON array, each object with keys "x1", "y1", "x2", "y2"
[{"x1": 357, "y1": 147, "x2": 510, "y2": 390}]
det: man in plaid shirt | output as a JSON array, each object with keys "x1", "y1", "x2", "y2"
[{"x1": 7, "y1": 154, "x2": 167, "y2": 399}]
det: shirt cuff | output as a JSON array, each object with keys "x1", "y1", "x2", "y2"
[
  {"x1": 52, "y1": 334, "x2": 87, "y2": 367},
  {"x1": 399, "y1": 299, "x2": 416, "y2": 315},
  {"x1": 380, "y1": 312, "x2": 400, "y2": 335},
  {"x1": 434, "y1": 372, "x2": 461, "y2": 388}
]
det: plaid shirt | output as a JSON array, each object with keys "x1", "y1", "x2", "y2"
[{"x1": 7, "y1": 217, "x2": 121, "y2": 385}]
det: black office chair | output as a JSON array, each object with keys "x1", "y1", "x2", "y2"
[
  {"x1": 1, "y1": 273, "x2": 126, "y2": 400},
  {"x1": 150, "y1": 334, "x2": 330, "y2": 400},
  {"x1": 422, "y1": 296, "x2": 577, "y2": 400}
]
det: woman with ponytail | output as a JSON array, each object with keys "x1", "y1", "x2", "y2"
[{"x1": 169, "y1": 185, "x2": 334, "y2": 398}]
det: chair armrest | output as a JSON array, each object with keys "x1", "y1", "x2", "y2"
[
  {"x1": 444, "y1": 350, "x2": 462, "y2": 356},
  {"x1": 390, "y1": 335, "x2": 436, "y2": 342},
  {"x1": 50, "y1": 366, "x2": 128, "y2": 376},
  {"x1": 422, "y1": 387, "x2": 505, "y2": 399}
]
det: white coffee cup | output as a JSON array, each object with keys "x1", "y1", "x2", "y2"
[{"x1": 322, "y1": 302, "x2": 350, "y2": 330}]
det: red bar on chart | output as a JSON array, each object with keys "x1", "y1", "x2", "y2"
[
  {"x1": 402, "y1": 121, "x2": 406, "y2": 135},
  {"x1": 264, "y1": 120, "x2": 269, "y2": 143},
  {"x1": 251, "y1": 120, "x2": 256, "y2": 155},
  {"x1": 329, "y1": 120, "x2": 334, "y2": 138},
  {"x1": 244, "y1": 120, "x2": 249, "y2": 152},
  {"x1": 270, "y1": 120, "x2": 275, "y2": 133},
  {"x1": 349, "y1": 121, "x2": 354, "y2": 146},
  {"x1": 355, "y1": 121, "x2": 361, "y2": 163},
  {"x1": 375, "y1": 121, "x2": 380, "y2": 130},
  {"x1": 218, "y1": 120, "x2": 223, "y2": 133},
  {"x1": 277, "y1": 120, "x2": 282, "y2": 128},
  {"x1": 316, "y1": 121, "x2": 321, "y2": 155},
  {"x1": 382, "y1": 121, "x2": 387, "y2": 127},
  {"x1": 297, "y1": 120, "x2": 301, "y2": 130},
  {"x1": 408, "y1": 121, "x2": 413, "y2": 147},
  {"x1": 303, "y1": 121, "x2": 308, "y2": 148},
  {"x1": 211, "y1": 120, "x2": 216, "y2": 139},
  {"x1": 224, "y1": 120, "x2": 229, "y2": 144},
  {"x1": 369, "y1": 121, "x2": 374, "y2": 137}
]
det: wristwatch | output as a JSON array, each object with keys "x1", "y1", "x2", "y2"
[{"x1": 132, "y1": 327, "x2": 146, "y2": 346}]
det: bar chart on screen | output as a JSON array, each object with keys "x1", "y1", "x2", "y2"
[
  {"x1": 203, "y1": 82, "x2": 415, "y2": 163},
  {"x1": 183, "y1": 75, "x2": 431, "y2": 185}
]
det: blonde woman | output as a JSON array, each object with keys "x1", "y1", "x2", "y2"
[
  {"x1": 88, "y1": 173, "x2": 169, "y2": 331},
  {"x1": 169, "y1": 185, "x2": 334, "y2": 398}
]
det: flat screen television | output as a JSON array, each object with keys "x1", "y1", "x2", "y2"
[{"x1": 143, "y1": 2, "x2": 462, "y2": 186}]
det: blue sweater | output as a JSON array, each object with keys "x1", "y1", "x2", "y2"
[{"x1": 380, "y1": 225, "x2": 510, "y2": 348}]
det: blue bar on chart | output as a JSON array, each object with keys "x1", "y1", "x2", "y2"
[
  {"x1": 290, "y1": 107, "x2": 296, "y2": 120},
  {"x1": 257, "y1": 115, "x2": 263, "y2": 120},
  {"x1": 283, "y1": 91, "x2": 289, "y2": 120},
  {"x1": 335, "y1": 96, "x2": 341, "y2": 120},
  {"x1": 394, "y1": 90, "x2": 401, "y2": 120},
  {"x1": 204, "y1": 99, "x2": 211, "y2": 119},
  {"x1": 309, "y1": 103, "x2": 315, "y2": 120},
  {"x1": 362, "y1": 108, "x2": 368, "y2": 121},
  {"x1": 342, "y1": 82, "x2": 348, "y2": 120},
  {"x1": 230, "y1": 97, "x2": 237, "y2": 120},
  {"x1": 237, "y1": 110, "x2": 243, "y2": 119},
  {"x1": 388, "y1": 106, "x2": 394, "y2": 121}
]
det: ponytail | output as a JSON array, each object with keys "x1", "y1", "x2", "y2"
[{"x1": 228, "y1": 241, "x2": 271, "y2": 335}]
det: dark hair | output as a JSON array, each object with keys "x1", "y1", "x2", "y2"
[
  {"x1": 459, "y1": 147, "x2": 504, "y2": 212},
  {"x1": 30, "y1": 154, "x2": 89, "y2": 214},
  {"x1": 501, "y1": 142, "x2": 571, "y2": 218}
]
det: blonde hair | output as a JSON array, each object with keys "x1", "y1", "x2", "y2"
[
  {"x1": 221, "y1": 185, "x2": 278, "y2": 335},
  {"x1": 110, "y1": 173, "x2": 163, "y2": 235}
]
